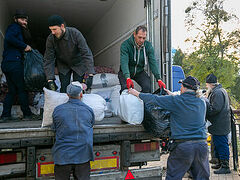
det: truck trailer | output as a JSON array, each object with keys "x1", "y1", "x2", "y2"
[{"x1": 0, "y1": 0, "x2": 172, "y2": 179}]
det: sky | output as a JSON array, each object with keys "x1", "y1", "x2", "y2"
[{"x1": 171, "y1": 0, "x2": 240, "y2": 52}]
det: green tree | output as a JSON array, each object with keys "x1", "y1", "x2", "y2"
[
  {"x1": 183, "y1": 0, "x2": 240, "y2": 94},
  {"x1": 173, "y1": 48, "x2": 185, "y2": 66}
]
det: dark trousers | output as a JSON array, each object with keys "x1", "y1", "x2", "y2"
[
  {"x1": 59, "y1": 70, "x2": 84, "y2": 93},
  {"x1": 54, "y1": 161, "x2": 90, "y2": 180},
  {"x1": 166, "y1": 140, "x2": 210, "y2": 180},
  {"x1": 1, "y1": 70, "x2": 31, "y2": 117},
  {"x1": 118, "y1": 71, "x2": 151, "y2": 94},
  {"x1": 212, "y1": 135, "x2": 230, "y2": 160}
]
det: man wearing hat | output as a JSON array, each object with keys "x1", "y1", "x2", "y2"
[
  {"x1": 52, "y1": 81, "x2": 95, "y2": 179},
  {"x1": 129, "y1": 76, "x2": 210, "y2": 180},
  {"x1": 44, "y1": 15, "x2": 95, "y2": 93},
  {"x1": 205, "y1": 73, "x2": 231, "y2": 174},
  {"x1": 1, "y1": 9, "x2": 33, "y2": 121}
]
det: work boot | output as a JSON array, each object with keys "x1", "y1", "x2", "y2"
[
  {"x1": 211, "y1": 159, "x2": 221, "y2": 169},
  {"x1": 22, "y1": 114, "x2": 41, "y2": 121},
  {"x1": 214, "y1": 160, "x2": 231, "y2": 174}
]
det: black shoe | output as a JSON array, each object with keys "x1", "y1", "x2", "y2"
[
  {"x1": 0, "y1": 116, "x2": 10, "y2": 122},
  {"x1": 214, "y1": 160, "x2": 231, "y2": 174},
  {"x1": 214, "y1": 167, "x2": 231, "y2": 174},
  {"x1": 0, "y1": 116, "x2": 18, "y2": 122},
  {"x1": 211, "y1": 163, "x2": 221, "y2": 169},
  {"x1": 22, "y1": 114, "x2": 41, "y2": 121}
]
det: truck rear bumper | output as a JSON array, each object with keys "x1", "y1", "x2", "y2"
[{"x1": 91, "y1": 166, "x2": 162, "y2": 180}]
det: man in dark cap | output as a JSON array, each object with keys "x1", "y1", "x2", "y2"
[
  {"x1": 129, "y1": 76, "x2": 210, "y2": 180},
  {"x1": 44, "y1": 15, "x2": 95, "y2": 93},
  {"x1": 52, "y1": 81, "x2": 95, "y2": 179},
  {"x1": 1, "y1": 9, "x2": 33, "y2": 121},
  {"x1": 205, "y1": 73, "x2": 231, "y2": 174}
]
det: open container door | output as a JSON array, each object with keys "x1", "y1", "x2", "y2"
[{"x1": 145, "y1": 0, "x2": 172, "y2": 91}]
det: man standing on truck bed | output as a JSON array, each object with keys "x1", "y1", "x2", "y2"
[
  {"x1": 129, "y1": 76, "x2": 210, "y2": 180},
  {"x1": 205, "y1": 74, "x2": 231, "y2": 174},
  {"x1": 44, "y1": 15, "x2": 95, "y2": 93},
  {"x1": 52, "y1": 81, "x2": 95, "y2": 180},
  {"x1": 118, "y1": 25, "x2": 166, "y2": 93},
  {"x1": 1, "y1": 10, "x2": 33, "y2": 121}
]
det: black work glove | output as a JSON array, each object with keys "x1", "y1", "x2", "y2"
[
  {"x1": 86, "y1": 76, "x2": 93, "y2": 90},
  {"x1": 48, "y1": 81, "x2": 57, "y2": 91}
]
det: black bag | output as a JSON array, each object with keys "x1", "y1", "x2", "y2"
[
  {"x1": 24, "y1": 49, "x2": 47, "y2": 91},
  {"x1": 142, "y1": 88, "x2": 170, "y2": 137}
]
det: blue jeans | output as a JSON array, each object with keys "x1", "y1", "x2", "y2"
[
  {"x1": 212, "y1": 135, "x2": 229, "y2": 160},
  {"x1": 166, "y1": 140, "x2": 210, "y2": 180}
]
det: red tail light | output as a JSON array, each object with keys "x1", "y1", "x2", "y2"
[
  {"x1": 95, "y1": 152, "x2": 100, "y2": 156},
  {"x1": 0, "y1": 153, "x2": 17, "y2": 164},
  {"x1": 134, "y1": 142, "x2": 159, "y2": 152}
]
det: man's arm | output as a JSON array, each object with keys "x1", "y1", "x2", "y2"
[
  {"x1": 128, "y1": 89, "x2": 175, "y2": 111},
  {"x1": 207, "y1": 91, "x2": 224, "y2": 117},
  {"x1": 43, "y1": 36, "x2": 56, "y2": 80},
  {"x1": 120, "y1": 43, "x2": 130, "y2": 79},
  {"x1": 76, "y1": 30, "x2": 95, "y2": 74},
  {"x1": 5, "y1": 25, "x2": 27, "y2": 51}
]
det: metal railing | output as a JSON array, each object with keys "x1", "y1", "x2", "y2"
[{"x1": 231, "y1": 109, "x2": 240, "y2": 174}]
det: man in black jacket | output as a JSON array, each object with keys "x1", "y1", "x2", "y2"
[
  {"x1": 206, "y1": 74, "x2": 231, "y2": 174},
  {"x1": 44, "y1": 15, "x2": 95, "y2": 93},
  {"x1": 1, "y1": 10, "x2": 32, "y2": 121}
]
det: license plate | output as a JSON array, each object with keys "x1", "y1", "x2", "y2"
[
  {"x1": 90, "y1": 156, "x2": 119, "y2": 171},
  {"x1": 37, "y1": 162, "x2": 55, "y2": 177}
]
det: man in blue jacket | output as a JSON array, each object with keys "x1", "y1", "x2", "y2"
[
  {"x1": 52, "y1": 81, "x2": 95, "y2": 180},
  {"x1": 129, "y1": 76, "x2": 210, "y2": 180},
  {"x1": 1, "y1": 10, "x2": 32, "y2": 121}
]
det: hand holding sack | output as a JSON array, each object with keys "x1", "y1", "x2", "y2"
[
  {"x1": 158, "y1": 80, "x2": 166, "y2": 89},
  {"x1": 48, "y1": 81, "x2": 58, "y2": 91},
  {"x1": 126, "y1": 78, "x2": 134, "y2": 89},
  {"x1": 86, "y1": 76, "x2": 93, "y2": 90}
]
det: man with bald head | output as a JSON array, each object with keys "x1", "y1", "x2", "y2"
[{"x1": 52, "y1": 82, "x2": 95, "y2": 179}]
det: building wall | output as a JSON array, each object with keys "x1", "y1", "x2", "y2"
[
  {"x1": 87, "y1": 0, "x2": 146, "y2": 73},
  {"x1": 0, "y1": 0, "x2": 10, "y2": 76}
]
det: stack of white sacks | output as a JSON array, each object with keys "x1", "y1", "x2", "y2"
[
  {"x1": 41, "y1": 73, "x2": 144, "y2": 127},
  {"x1": 90, "y1": 73, "x2": 144, "y2": 125},
  {"x1": 90, "y1": 73, "x2": 121, "y2": 117}
]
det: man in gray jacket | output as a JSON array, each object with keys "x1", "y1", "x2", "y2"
[
  {"x1": 206, "y1": 74, "x2": 231, "y2": 174},
  {"x1": 44, "y1": 15, "x2": 95, "y2": 93}
]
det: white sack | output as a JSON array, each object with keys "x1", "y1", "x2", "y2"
[
  {"x1": 82, "y1": 94, "x2": 106, "y2": 121},
  {"x1": 42, "y1": 88, "x2": 106, "y2": 127},
  {"x1": 119, "y1": 90, "x2": 144, "y2": 125},
  {"x1": 91, "y1": 87, "x2": 114, "y2": 102},
  {"x1": 42, "y1": 88, "x2": 69, "y2": 127},
  {"x1": 91, "y1": 73, "x2": 119, "y2": 89},
  {"x1": 109, "y1": 85, "x2": 121, "y2": 116}
]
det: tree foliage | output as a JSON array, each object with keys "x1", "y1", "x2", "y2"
[
  {"x1": 183, "y1": 0, "x2": 240, "y2": 100},
  {"x1": 173, "y1": 48, "x2": 185, "y2": 66}
]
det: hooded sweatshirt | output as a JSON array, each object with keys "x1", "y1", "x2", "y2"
[{"x1": 120, "y1": 34, "x2": 160, "y2": 80}]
